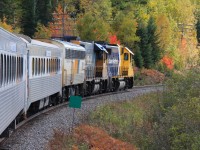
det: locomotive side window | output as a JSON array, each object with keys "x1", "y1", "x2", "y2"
[
  {"x1": 65, "y1": 49, "x2": 85, "y2": 59},
  {"x1": 124, "y1": 53, "x2": 129, "y2": 61}
]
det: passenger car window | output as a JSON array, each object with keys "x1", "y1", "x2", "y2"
[{"x1": 0, "y1": 54, "x2": 2, "y2": 86}]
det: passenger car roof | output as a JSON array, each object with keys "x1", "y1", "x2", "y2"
[
  {"x1": 56, "y1": 40, "x2": 85, "y2": 51},
  {"x1": 31, "y1": 39, "x2": 60, "y2": 49}
]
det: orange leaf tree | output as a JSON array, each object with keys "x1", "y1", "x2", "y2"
[
  {"x1": 109, "y1": 34, "x2": 120, "y2": 44},
  {"x1": 161, "y1": 55, "x2": 174, "y2": 70}
]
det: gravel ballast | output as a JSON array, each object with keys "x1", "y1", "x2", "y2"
[{"x1": 1, "y1": 86, "x2": 163, "y2": 150}]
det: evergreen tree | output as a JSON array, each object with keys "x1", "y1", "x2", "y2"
[
  {"x1": 134, "y1": 45, "x2": 144, "y2": 68},
  {"x1": 20, "y1": 0, "x2": 38, "y2": 37},
  {"x1": 196, "y1": 17, "x2": 200, "y2": 43},
  {"x1": 137, "y1": 22, "x2": 153, "y2": 68},
  {"x1": 0, "y1": 0, "x2": 21, "y2": 27},
  {"x1": 143, "y1": 43, "x2": 153, "y2": 68},
  {"x1": 147, "y1": 16, "x2": 162, "y2": 64},
  {"x1": 37, "y1": 0, "x2": 53, "y2": 26}
]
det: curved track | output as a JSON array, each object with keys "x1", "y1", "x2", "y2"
[{"x1": 0, "y1": 84, "x2": 164, "y2": 149}]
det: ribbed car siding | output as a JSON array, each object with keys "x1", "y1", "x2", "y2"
[
  {"x1": 0, "y1": 28, "x2": 27, "y2": 136},
  {"x1": 29, "y1": 74, "x2": 61, "y2": 103},
  {"x1": 73, "y1": 73, "x2": 85, "y2": 84},
  {"x1": 0, "y1": 82, "x2": 26, "y2": 135}
]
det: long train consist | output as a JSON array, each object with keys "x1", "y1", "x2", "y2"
[{"x1": 0, "y1": 27, "x2": 134, "y2": 138}]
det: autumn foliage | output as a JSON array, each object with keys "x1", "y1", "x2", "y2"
[
  {"x1": 49, "y1": 4, "x2": 63, "y2": 37},
  {"x1": 34, "y1": 23, "x2": 52, "y2": 39},
  {"x1": 140, "y1": 69, "x2": 165, "y2": 83},
  {"x1": 161, "y1": 55, "x2": 174, "y2": 70},
  {"x1": 50, "y1": 4, "x2": 75, "y2": 38},
  {"x1": 49, "y1": 124, "x2": 137, "y2": 150},
  {"x1": 109, "y1": 34, "x2": 120, "y2": 44},
  {"x1": 74, "y1": 125, "x2": 136, "y2": 150},
  {"x1": 0, "y1": 17, "x2": 13, "y2": 32}
]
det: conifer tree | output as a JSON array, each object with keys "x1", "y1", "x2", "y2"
[
  {"x1": 196, "y1": 17, "x2": 200, "y2": 43},
  {"x1": 37, "y1": 0, "x2": 53, "y2": 26},
  {"x1": 20, "y1": 0, "x2": 37, "y2": 37},
  {"x1": 134, "y1": 45, "x2": 144, "y2": 68},
  {"x1": 147, "y1": 16, "x2": 162, "y2": 64},
  {"x1": 137, "y1": 22, "x2": 153, "y2": 68}
]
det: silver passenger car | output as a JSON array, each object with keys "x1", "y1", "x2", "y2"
[
  {"x1": 24, "y1": 39, "x2": 62, "y2": 111},
  {"x1": 0, "y1": 28, "x2": 27, "y2": 136}
]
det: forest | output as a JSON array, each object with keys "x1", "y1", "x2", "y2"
[{"x1": 0, "y1": 0, "x2": 200, "y2": 71}]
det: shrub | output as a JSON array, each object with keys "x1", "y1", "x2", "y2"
[{"x1": 87, "y1": 67, "x2": 200, "y2": 150}]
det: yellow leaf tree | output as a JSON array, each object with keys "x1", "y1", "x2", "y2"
[
  {"x1": 0, "y1": 17, "x2": 13, "y2": 32},
  {"x1": 33, "y1": 23, "x2": 52, "y2": 39}
]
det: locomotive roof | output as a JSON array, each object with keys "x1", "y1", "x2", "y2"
[
  {"x1": 125, "y1": 47, "x2": 134, "y2": 55},
  {"x1": 56, "y1": 40, "x2": 85, "y2": 51},
  {"x1": 105, "y1": 44, "x2": 119, "y2": 49}
]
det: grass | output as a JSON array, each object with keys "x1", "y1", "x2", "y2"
[
  {"x1": 85, "y1": 68, "x2": 200, "y2": 150},
  {"x1": 48, "y1": 68, "x2": 200, "y2": 150},
  {"x1": 85, "y1": 93, "x2": 162, "y2": 149}
]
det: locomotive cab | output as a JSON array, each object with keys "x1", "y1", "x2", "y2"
[
  {"x1": 94, "y1": 43, "x2": 108, "y2": 78},
  {"x1": 77, "y1": 42, "x2": 109, "y2": 95},
  {"x1": 120, "y1": 46, "x2": 134, "y2": 88}
]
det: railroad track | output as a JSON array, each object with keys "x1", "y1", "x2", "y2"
[{"x1": 0, "y1": 84, "x2": 164, "y2": 149}]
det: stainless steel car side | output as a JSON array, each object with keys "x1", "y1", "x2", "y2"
[{"x1": 0, "y1": 28, "x2": 27, "y2": 137}]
